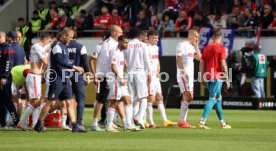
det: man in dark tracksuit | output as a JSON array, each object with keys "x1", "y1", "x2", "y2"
[
  {"x1": 68, "y1": 40, "x2": 89, "y2": 129},
  {"x1": 7, "y1": 31, "x2": 26, "y2": 66},
  {"x1": 0, "y1": 31, "x2": 19, "y2": 127},
  {"x1": 34, "y1": 28, "x2": 86, "y2": 133}
]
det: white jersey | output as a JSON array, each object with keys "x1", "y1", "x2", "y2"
[
  {"x1": 29, "y1": 43, "x2": 48, "y2": 62},
  {"x1": 109, "y1": 48, "x2": 125, "y2": 78},
  {"x1": 91, "y1": 42, "x2": 103, "y2": 59},
  {"x1": 147, "y1": 44, "x2": 159, "y2": 73},
  {"x1": 96, "y1": 37, "x2": 118, "y2": 77},
  {"x1": 124, "y1": 39, "x2": 152, "y2": 73},
  {"x1": 176, "y1": 41, "x2": 196, "y2": 77}
]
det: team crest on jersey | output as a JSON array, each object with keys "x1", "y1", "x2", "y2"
[{"x1": 112, "y1": 58, "x2": 116, "y2": 62}]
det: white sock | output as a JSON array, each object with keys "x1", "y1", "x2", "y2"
[
  {"x1": 125, "y1": 104, "x2": 133, "y2": 127},
  {"x1": 93, "y1": 100, "x2": 97, "y2": 108},
  {"x1": 180, "y1": 100, "x2": 189, "y2": 122},
  {"x1": 138, "y1": 98, "x2": 147, "y2": 123},
  {"x1": 93, "y1": 118, "x2": 98, "y2": 127},
  {"x1": 122, "y1": 117, "x2": 127, "y2": 128},
  {"x1": 31, "y1": 107, "x2": 41, "y2": 128},
  {"x1": 133, "y1": 99, "x2": 139, "y2": 117},
  {"x1": 106, "y1": 107, "x2": 115, "y2": 129},
  {"x1": 147, "y1": 103, "x2": 154, "y2": 124},
  {"x1": 61, "y1": 114, "x2": 67, "y2": 127},
  {"x1": 220, "y1": 120, "x2": 226, "y2": 125},
  {"x1": 113, "y1": 111, "x2": 118, "y2": 123},
  {"x1": 157, "y1": 102, "x2": 168, "y2": 122},
  {"x1": 20, "y1": 104, "x2": 34, "y2": 124}
]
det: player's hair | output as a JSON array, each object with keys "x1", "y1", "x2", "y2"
[
  {"x1": 18, "y1": 17, "x2": 24, "y2": 21},
  {"x1": 128, "y1": 28, "x2": 141, "y2": 39},
  {"x1": 60, "y1": 27, "x2": 74, "y2": 36},
  {"x1": 40, "y1": 33, "x2": 52, "y2": 40},
  {"x1": 103, "y1": 30, "x2": 111, "y2": 40},
  {"x1": 188, "y1": 29, "x2": 198, "y2": 36},
  {"x1": 212, "y1": 29, "x2": 222, "y2": 38},
  {"x1": 118, "y1": 35, "x2": 128, "y2": 42},
  {"x1": 148, "y1": 30, "x2": 159, "y2": 37}
]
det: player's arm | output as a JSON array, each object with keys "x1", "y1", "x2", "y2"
[
  {"x1": 199, "y1": 59, "x2": 206, "y2": 86},
  {"x1": 1, "y1": 48, "x2": 15, "y2": 86},
  {"x1": 157, "y1": 59, "x2": 161, "y2": 76},
  {"x1": 194, "y1": 38, "x2": 201, "y2": 61},
  {"x1": 52, "y1": 45, "x2": 84, "y2": 73},
  {"x1": 143, "y1": 45, "x2": 153, "y2": 82},
  {"x1": 111, "y1": 52, "x2": 125, "y2": 85},
  {"x1": 80, "y1": 46, "x2": 90, "y2": 73},
  {"x1": 176, "y1": 45, "x2": 188, "y2": 81}
]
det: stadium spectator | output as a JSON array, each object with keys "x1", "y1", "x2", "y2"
[
  {"x1": 58, "y1": 11, "x2": 75, "y2": 29},
  {"x1": 240, "y1": 0, "x2": 257, "y2": 14},
  {"x1": 158, "y1": 13, "x2": 175, "y2": 37},
  {"x1": 71, "y1": 0, "x2": 83, "y2": 15},
  {"x1": 211, "y1": 14, "x2": 226, "y2": 29},
  {"x1": 94, "y1": 6, "x2": 111, "y2": 36},
  {"x1": 59, "y1": 0, "x2": 71, "y2": 16},
  {"x1": 135, "y1": 10, "x2": 150, "y2": 30},
  {"x1": 100, "y1": 0, "x2": 115, "y2": 13},
  {"x1": 226, "y1": 6, "x2": 243, "y2": 29},
  {"x1": 178, "y1": 0, "x2": 198, "y2": 16},
  {"x1": 78, "y1": 9, "x2": 94, "y2": 36},
  {"x1": 49, "y1": 1, "x2": 57, "y2": 10},
  {"x1": 268, "y1": 8, "x2": 276, "y2": 32},
  {"x1": 193, "y1": 11, "x2": 212, "y2": 31},
  {"x1": 233, "y1": 0, "x2": 242, "y2": 8},
  {"x1": 174, "y1": 10, "x2": 193, "y2": 37},
  {"x1": 121, "y1": 12, "x2": 132, "y2": 31},
  {"x1": 238, "y1": 10, "x2": 256, "y2": 37},
  {"x1": 110, "y1": 8, "x2": 122, "y2": 26},
  {"x1": 37, "y1": 0, "x2": 50, "y2": 29},
  {"x1": 15, "y1": 17, "x2": 32, "y2": 43},
  {"x1": 141, "y1": 1, "x2": 151, "y2": 19},
  {"x1": 16, "y1": 31, "x2": 31, "y2": 61},
  {"x1": 250, "y1": 44, "x2": 267, "y2": 98},
  {"x1": 164, "y1": 0, "x2": 178, "y2": 10},
  {"x1": 45, "y1": 8, "x2": 59, "y2": 30},
  {"x1": 30, "y1": 10, "x2": 42, "y2": 38},
  {"x1": 257, "y1": 4, "x2": 273, "y2": 29}
]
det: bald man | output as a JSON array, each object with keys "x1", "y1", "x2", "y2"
[
  {"x1": 176, "y1": 29, "x2": 201, "y2": 128},
  {"x1": 90, "y1": 25, "x2": 123, "y2": 131}
]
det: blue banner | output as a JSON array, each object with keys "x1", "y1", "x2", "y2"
[
  {"x1": 158, "y1": 35, "x2": 163, "y2": 56},
  {"x1": 199, "y1": 28, "x2": 236, "y2": 52}
]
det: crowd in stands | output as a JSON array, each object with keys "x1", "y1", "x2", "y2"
[{"x1": 15, "y1": 0, "x2": 276, "y2": 41}]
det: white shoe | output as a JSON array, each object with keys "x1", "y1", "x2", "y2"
[
  {"x1": 137, "y1": 122, "x2": 145, "y2": 129},
  {"x1": 60, "y1": 125, "x2": 72, "y2": 131},
  {"x1": 106, "y1": 127, "x2": 120, "y2": 133},
  {"x1": 112, "y1": 123, "x2": 119, "y2": 129},
  {"x1": 124, "y1": 125, "x2": 141, "y2": 132}
]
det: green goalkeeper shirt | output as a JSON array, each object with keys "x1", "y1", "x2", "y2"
[{"x1": 11, "y1": 64, "x2": 30, "y2": 86}]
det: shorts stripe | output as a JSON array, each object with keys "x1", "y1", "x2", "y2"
[
  {"x1": 115, "y1": 82, "x2": 118, "y2": 99},
  {"x1": 33, "y1": 76, "x2": 37, "y2": 98},
  {"x1": 147, "y1": 79, "x2": 150, "y2": 95},
  {"x1": 181, "y1": 77, "x2": 187, "y2": 91}
]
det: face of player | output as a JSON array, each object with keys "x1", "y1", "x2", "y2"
[
  {"x1": 42, "y1": 37, "x2": 52, "y2": 46},
  {"x1": 148, "y1": 35, "x2": 158, "y2": 45},
  {"x1": 16, "y1": 32, "x2": 22, "y2": 43},
  {"x1": 119, "y1": 38, "x2": 129, "y2": 50},
  {"x1": 189, "y1": 33, "x2": 199, "y2": 46},
  {"x1": 114, "y1": 28, "x2": 123, "y2": 40},
  {"x1": 0, "y1": 33, "x2": 6, "y2": 43},
  {"x1": 62, "y1": 31, "x2": 74, "y2": 45}
]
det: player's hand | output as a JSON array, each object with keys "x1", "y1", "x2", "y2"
[
  {"x1": 0, "y1": 78, "x2": 7, "y2": 86},
  {"x1": 225, "y1": 80, "x2": 231, "y2": 90},
  {"x1": 73, "y1": 66, "x2": 84, "y2": 73},
  {"x1": 119, "y1": 77, "x2": 126, "y2": 86},
  {"x1": 85, "y1": 74, "x2": 91, "y2": 85},
  {"x1": 93, "y1": 73, "x2": 98, "y2": 85}
]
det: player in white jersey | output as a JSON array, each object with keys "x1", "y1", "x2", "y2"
[
  {"x1": 17, "y1": 33, "x2": 52, "y2": 130},
  {"x1": 89, "y1": 25, "x2": 123, "y2": 131},
  {"x1": 145, "y1": 30, "x2": 177, "y2": 128},
  {"x1": 124, "y1": 28, "x2": 153, "y2": 129},
  {"x1": 105, "y1": 35, "x2": 140, "y2": 132},
  {"x1": 176, "y1": 29, "x2": 201, "y2": 128}
]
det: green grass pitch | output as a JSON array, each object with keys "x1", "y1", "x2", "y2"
[{"x1": 0, "y1": 109, "x2": 276, "y2": 151}]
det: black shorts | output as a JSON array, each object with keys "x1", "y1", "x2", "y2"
[{"x1": 95, "y1": 77, "x2": 109, "y2": 103}]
